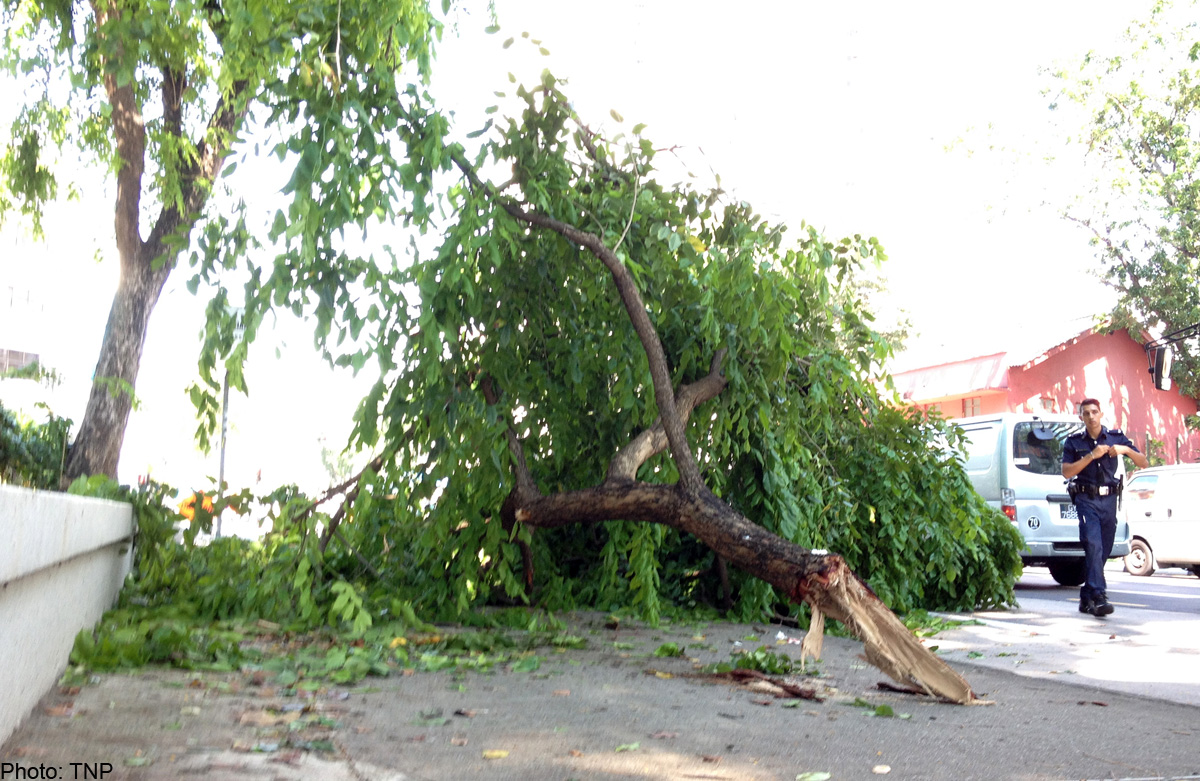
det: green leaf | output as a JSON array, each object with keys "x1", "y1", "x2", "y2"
[{"x1": 510, "y1": 655, "x2": 541, "y2": 673}]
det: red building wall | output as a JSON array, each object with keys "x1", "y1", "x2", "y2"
[{"x1": 1008, "y1": 331, "x2": 1199, "y2": 463}]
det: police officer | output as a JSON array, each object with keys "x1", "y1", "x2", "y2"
[{"x1": 1062, "y1": 398, "x2": 1149, "y2": 616}]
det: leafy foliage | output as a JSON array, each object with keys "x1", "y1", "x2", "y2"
[
  {"x1": 9, "y1": 10, "x2": 1020, "y2": 646},
  {"x1": 1051, "y1": 1, "x2": 1200, "y2": 395},
  {"x1": 346, "y1": 74, "x2": 1019, "y2": 618},
  {"x1": 61, "y1": 471, "x2": 596, "y2": 684},
  {"x1": 185, "y1": 67, "x2": 1021, "y2": 621},
  {"x1": 0, "y1": 399, "x2": 70, "y2": 488}
]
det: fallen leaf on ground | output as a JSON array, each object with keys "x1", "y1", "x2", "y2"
[
  {"x1": 454, "y1": 709, "x2": 479, "y2": 718},
  {"x1": 482, "y1": 749, "x2": 509, "y2": 759},
  {"x1": 702, "y1": 755, "x2": 722, "y2": 764},
  {"x1": 239, "y1": 709, "x2": 300, "y2": 727},
  {"x1": 750, "y1": 698, "x2": 773, "y2": 706},
  {"x1": 650, "y1": 731, "x2": 678, "y2": 739},
  {"x1": 553, "y1": 689, "x2": 571, "y2": 696},
  {"x1": 43, "y1": 703, "x2": 75, "y2": 718},
  {"x1": 59, "y1": 686, "x2": 81, "y2": 696},
  {"x1": 568, "y1": 750, "x2": 584, "y2": 757},
  {"x1": 615, "y1": 742, "x2": 640, "y2": 752},
  {"x1": 450, "y1": 736, "x2": 468, "y2": 746}
]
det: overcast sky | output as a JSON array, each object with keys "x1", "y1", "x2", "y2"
[{"x1": 0, "y1": 0, "x2": 1162, "y2": 493}]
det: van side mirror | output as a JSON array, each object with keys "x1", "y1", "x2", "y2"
[{"x1": 1151, "y1": 345, "x2": 1173, "y2": 391}]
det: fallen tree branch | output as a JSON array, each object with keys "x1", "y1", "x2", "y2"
[
  {"x1": 690, "y1": 667, "x2": 822, "y2": 701},
  {"x1": 445, "y1": 142, "x2": 977, "y2": 704}
]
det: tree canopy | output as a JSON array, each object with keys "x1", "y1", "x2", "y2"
[
  {"x1": 1051, "y1": 0, "x2": 1200, "y2": 395},
  {"x1": 0, "y1": 0, "x2": 443, "y2": 478}
]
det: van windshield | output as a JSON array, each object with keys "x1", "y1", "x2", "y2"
[{"x1": 1013, "y1": 421, "x2": 1084, "y2": 476}]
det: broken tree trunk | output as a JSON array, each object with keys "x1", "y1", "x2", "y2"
[{"x1": 502, "y1": 477, "x2": 975, "y2": 703}]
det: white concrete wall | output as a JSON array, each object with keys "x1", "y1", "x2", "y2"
[{"x1": 0, "y1": 485, "x2": 133, "y2": 745}]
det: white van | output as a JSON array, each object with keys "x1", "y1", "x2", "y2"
[
  {"x1": 1121, "y1": 464, "x2": 1200, "y2": 578},
  {"x1": 954, "y1": 413, "x2": 1130, "y2": 586}
]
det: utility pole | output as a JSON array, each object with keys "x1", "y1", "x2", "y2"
[{"x1": 216, "y1": 307, "x2": 245, "y2": 538}]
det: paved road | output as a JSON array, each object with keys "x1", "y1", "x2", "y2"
[
  {"x1": 932, "y1": 563, "x2": 1200, "y2": 708},
  {"x1": 1021, "y1": 564, "x2": 1200, "y2": 614}
]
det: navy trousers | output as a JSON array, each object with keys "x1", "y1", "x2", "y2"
[{"x1": 1076, "y1": 494, "x2": 1118, "y2": 601}]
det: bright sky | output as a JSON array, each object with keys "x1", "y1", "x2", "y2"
[{"x1": 0, "y1": 0, "x2": 1163, "y2": 495}]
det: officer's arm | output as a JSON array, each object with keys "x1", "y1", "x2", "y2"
[
  {"x1": 1062, "y1": 452, "x2": 1093, "y2": 479},
  {"x1": 1113, "y1": 444, "x2": 1149, "y2": 469}
]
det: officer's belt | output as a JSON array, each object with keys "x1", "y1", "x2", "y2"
[{"x1": 1076, "y1": 483, "x2": 1119, "y2": 497}]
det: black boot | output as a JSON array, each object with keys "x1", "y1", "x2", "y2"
[
  {"x1": 1079, "y1": 595, "x2": 1094, "y2": 614},
  {"x1": 1091, "y1": 593, "x2": 1114, "y2": 616}
]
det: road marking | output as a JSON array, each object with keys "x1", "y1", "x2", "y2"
[{"x1": 1111, "y1": 589, "x2": 1200, "y2": 600}]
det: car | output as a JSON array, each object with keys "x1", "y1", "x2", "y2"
[
  {"x1": 956, "y1": 413, "x2": 1130, "y2": 586},
  {"x1": 1121, "y1": 464, "x2": 1200, "y2": 577}
]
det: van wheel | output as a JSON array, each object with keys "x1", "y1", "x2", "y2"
[
  {"x1": 1047, "y1": 559, "x2": 1086, "y2": 586},
  {"x1": 1189, "y1": 565, "x2": 1200, "y2": 579},
  {"x1": 1124, "y1": 540, "x2": 1155, "y2": 577}
]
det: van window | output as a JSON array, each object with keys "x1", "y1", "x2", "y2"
[
  {"x1": 1126, "y1": 474, "x2": 1159, "y2": 501},
  {"x1": 960, "y1": 426, "x2": 997, "y2": 471},
  {"x1": 1012, "y1": 421, "x2": 1083, "y2": 476}
]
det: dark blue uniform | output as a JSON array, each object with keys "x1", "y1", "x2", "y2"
[{"x1": 1062, "y1": 426, "x2": 1139, "y2": 605}]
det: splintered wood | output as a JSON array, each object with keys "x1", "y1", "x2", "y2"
[{"x1": 800, "y1": 558, "x2": 976, "y2": 704}]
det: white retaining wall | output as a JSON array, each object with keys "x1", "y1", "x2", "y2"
[{"x1": 0, "y1": 485, "x2": 133, "y2": 745}]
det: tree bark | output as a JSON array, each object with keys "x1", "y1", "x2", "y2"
[{"x1": 62, "y1": 249, "x2": 172, "y2": 480}]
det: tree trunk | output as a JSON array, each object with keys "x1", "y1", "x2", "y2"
[
  {"x1": 61, "y1": 6, "x2": 247, "y2": 480},
  {"x1": 63, "y1": 251, "x2": 170, "y2": 480},
  {"x1": 504, "y1": 479, "x2": 977, "y2": 703}
]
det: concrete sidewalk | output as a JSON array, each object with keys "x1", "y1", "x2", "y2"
[
  {"x1": 931, "y1": 598, "x2": 1200, "y2": 710},
  {"x1": 3, "y1": 610, "x2": 1199, "y2": 781}
]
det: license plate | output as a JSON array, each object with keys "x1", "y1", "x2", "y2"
[{"x1": 1060, "y1": 503, "x2": 1078, "y2": 521}]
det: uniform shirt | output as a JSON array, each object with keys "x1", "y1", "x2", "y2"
[{"x1": 1062, "y1": 426, "x2": 1138, "y2": 486}]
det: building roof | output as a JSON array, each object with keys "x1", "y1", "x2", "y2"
[
  {"x1": 891, "y1": 352, "x2": 1009, "y2": 401},
  {"x1": 888, "y1": 321, "x2": 1117, "y2": 402},
  {"x1": 889, "y1": 317, "x2": 1106, "y2": 375}
]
